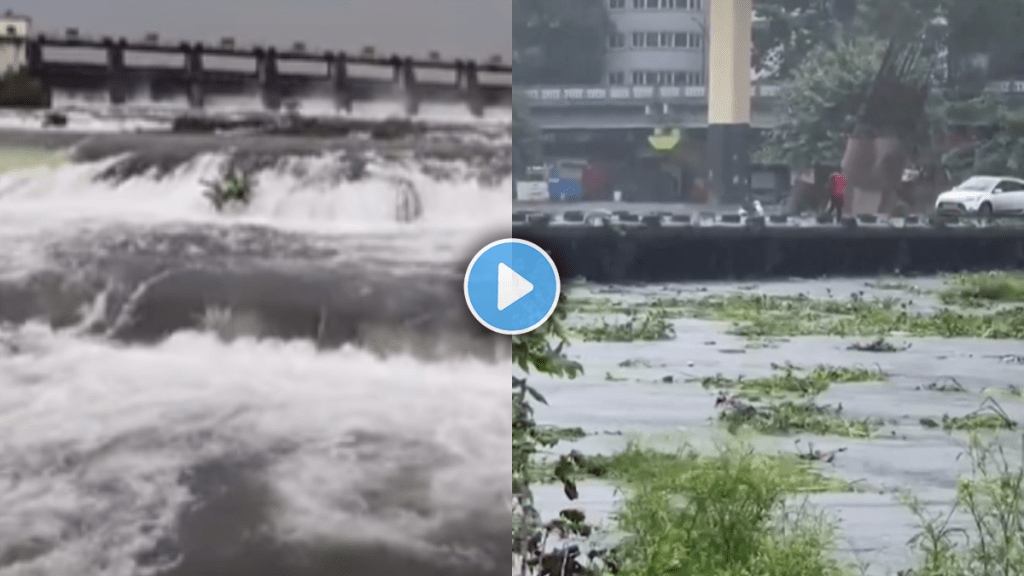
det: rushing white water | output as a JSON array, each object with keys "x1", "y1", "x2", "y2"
[
  {"x1": 0, "y1": 93, "x2": 512, "y2": 133},
  {"x1": 0, "y1": 326, "x2": 508, "y2": 576},
  {"x1": 0, "y1": 114, "x2": 510, "y2": 575},
  {"x1": 0, "y1": 152, "x2": 510, "y2": 234}
]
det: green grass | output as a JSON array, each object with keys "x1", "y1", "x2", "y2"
[
  {"x1": 940, "y1": 271, "x2": 1024, "y2": 306},
  {"x1": 550, "y1": 438, "x2": 1024, "y2": 576},
  {"x1": 609, "y1": 443, "x2": 853, "y2": 576},
  {"x1": 698, "y1": 363, "x2": 885, "y2": 400},
  {"x1": 573, "y1": 309, "x2": 676, "y2": 342},
  {"x1": 569, "y1": 291, "x2": 1024, "y2": 340}
]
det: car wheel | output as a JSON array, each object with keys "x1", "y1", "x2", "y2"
[{"x1": 978, "y1": 202, "x2": 993, "y2": 218}]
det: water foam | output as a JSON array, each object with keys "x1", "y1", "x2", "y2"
[
  {"x1": 0, "y1": 324, "x2": 509, "y2": 576},
  {"x1": 0, "y1": 108, "x2": 511, "y2": 575},
  {"x1": 0, "y1": 151, "x2": 511, "y2": 236}
]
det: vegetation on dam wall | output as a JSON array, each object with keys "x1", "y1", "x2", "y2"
[{"x1": 0, "y1": 71, "x2": 50, "y2": 108}]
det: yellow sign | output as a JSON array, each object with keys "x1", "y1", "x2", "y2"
[{"x1": 648, "y1": 128, "x2": 681, "y2": 151}]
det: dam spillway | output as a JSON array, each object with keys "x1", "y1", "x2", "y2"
[{"x1": 0, "y1": 31, "x2": 511, "y2": 114}]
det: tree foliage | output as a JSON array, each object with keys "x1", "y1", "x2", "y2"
[
  {"x1": 754, "y1": 0, "x2": 1024, "y2": 85},
  {"x1": 0, "y1": 70, "x2": 49, "y2": 108},
  {"x1": 513, "y1": 0, "x2": 612, "y2": 85},
  {"x1": 752, "y1": 0, "x2": 838, "y2": 79},
  {"x1": 940, "y1": 95, "x2": 1024, "y2": 181},
  {"x1": 512, "y1": 95, "x2": 542, "y2": 178},
  {"x1": 758, "y1": 0, "x2": 1024, "y2": 170},
  {"x1": 759, "y1": 38, "x2": 893, "y2": 169}
]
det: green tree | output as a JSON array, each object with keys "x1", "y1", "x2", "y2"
[
  {"x1": 0, "y1": 70, "x2": 50, "y2": 108},
  {"x1": 752, "y1": 0, "x2": 836, "y2": 79},
  {"x1": 760, "y1": 36, "x2": 943, "y2": 170},
  {"x1": 941, "y1": 94, "x2": 1024, "y2": 181},
  {"x1": 946, "y1": 0, "x2": 1024, "y2": 84},
  {"x1": 512, "y1": 95, "x2": 542, "y2": 178},
  {"x1": 759, "y1": 38, "x2": 889, "y2": 169},
  {"x1": 753, "y1": 0, "x2": 1024, "y2": 86},
  {"x1": 513, "y1": 0, "x2": 612, "y2": 85}
]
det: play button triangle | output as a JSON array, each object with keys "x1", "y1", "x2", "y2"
[{"x1": 497, "y1": 262, "x2": 534, "y2": 311}]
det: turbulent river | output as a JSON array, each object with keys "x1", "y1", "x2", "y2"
[{"x1": 0, "y1": 102, "x2": 511, "y2": 576}]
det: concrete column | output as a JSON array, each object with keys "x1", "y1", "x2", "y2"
[
  {"x1": 400, "y1": 57, "x2": 419, "y2": 115},
  {"x1": 257, "y1": 47, "x2": 281, "y2": 111},
  {"x1": 185, "y1": 43, "x2": 204, "y2": 109},
  {"x1": 706, "y1": 0, "x2": 753, "y2": 205},
  {"x1": 106, "y1": 38, "x2": 128, "y2": 105},
  {"x1": 462, "y1": 60, "x2": 483, "y2": 117},
  {"x1": 327, "y1": 52, "x2": 351, "y2": 112},
  {"x1": 25, "y1": 39, "x2": 43, "y2": 75}
]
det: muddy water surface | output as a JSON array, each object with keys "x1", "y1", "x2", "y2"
[{"x1": 531, "y1": 278, "x2": 1024, "y2": 575}]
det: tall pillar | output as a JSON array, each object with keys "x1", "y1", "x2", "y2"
[
  {"x1": 25, "y1": 38, "x2": 43, "y2": 75},
  {"x1": 462, "y1": 60, "x2": 483, "y2": 117},
  {"x1": 185, "y1": 43, "x2": 204, "y2": 109},
  {"x1": 327, "y1": 52, "x2": 351, "y2": 112},
  {"x1": 706, "y1": 0, "x2": 752, "y2": 206},
  {"x1": 400, "y1": 57, "x2": 419, "y2": 116},
  {"x1": 257, "y1": 47, "x2": 281, "y2": 111},
  {"x1": 106, "y1": 38, "x2": 128, "y2": 105}
]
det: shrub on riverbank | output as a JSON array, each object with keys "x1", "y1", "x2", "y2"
[
  {"x1": 612, "y1": 444, "x2": 850, "y2": 576},
  {"x1": 0, "y1": 71, "x2": 49, "y2": 108}
]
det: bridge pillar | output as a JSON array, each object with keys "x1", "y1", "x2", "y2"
[
  {"x1": 257, "y1": 47, "x2": 281, "y2": 111},
  {"x1": 185, "y1": 43, "x2": 204, "y2": 109},
  {"x1": 327, "y1": 53, "x2": 351, "y2": 112},
  {"x1": 106, "y1": 38, "x2": 128, "y2": 105},
  {"x1": 461, "y1": 60, "x2": 483, "y2": 117},
  {"x1": 25, "y1": 39, "x2": 43, "y2": 75},
  {"x1": 706, "y1": 0, "x2": 753, "y2": 205},
  {"x1": 399, "y1": 57, "x2": 419, "y2": 115}
]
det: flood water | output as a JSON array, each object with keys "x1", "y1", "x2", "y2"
[
  {"x1": 531, "y1": 278, "x2": 1024, "y2": 575},
  {"x1": 0, "y1": 103, "x2": 511, "y2": 576}
]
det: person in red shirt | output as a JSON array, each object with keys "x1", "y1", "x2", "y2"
[{"x1": 827, "y1": 172, "x2": 847, "y2": 222}]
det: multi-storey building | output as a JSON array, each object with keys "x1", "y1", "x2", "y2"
[
  {"x1": 604, "y1": 0, "x2": 706, "y2": 87},
  {"x1": 0, "y1": 11, "x2": 30, "y2": 77}
]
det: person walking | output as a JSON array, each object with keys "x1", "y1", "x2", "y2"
[{"x1": 827, "y1": 171, "x2": 847, "y2": 222}]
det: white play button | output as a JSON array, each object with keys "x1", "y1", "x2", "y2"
[{"x1": 497, "y1": 262, "x2": 534, "y2": 311}]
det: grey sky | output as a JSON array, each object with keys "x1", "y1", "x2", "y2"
[{"x1": 5, "y1": 0, "x2": 509, "y2": 59}]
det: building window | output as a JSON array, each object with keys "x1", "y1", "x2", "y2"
[
  {"x1": 671, "y1": 32, "x2": 703, "y2": 48},
  {"x1": 686, "y1": 0, "x2": 702, "y2": 9},
  {"x1": 5, "y1": 25, "x2": 15, "y2": 36},
  {"x1": 629, "y1": 31, "x2": 704, "y2": 49},
  {"x1": 609, "y1": 0, "x2": 625, "y2": 9},
  {"x1": 673, "y1": 71, "x2": 704, "y2": 85},
  {"x1": 608, "y1": 71, "x2": 625, "y2": 85},
  {"x1": 608, "y1": 33, "x2": 625, "y2": 49},
  {"x1": 633, "y1": 70, "x2": 704, "y2": 85},
  {"x1": 632, "y1": 0, "x2": 660, "y2": 8}
]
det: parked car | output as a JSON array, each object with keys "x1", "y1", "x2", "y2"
[{"x1": 934, "y1": 175, "x2": 1024, "y2": 217}]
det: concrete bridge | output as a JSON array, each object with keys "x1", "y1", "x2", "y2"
[
  {"x1": 0, "y1": 30, "x2": 511, "y2": 114},
  {"x1": 519, "y1": 80, "x2": 1024, "y2": 131}
]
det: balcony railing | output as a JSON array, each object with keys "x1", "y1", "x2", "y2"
[
  {"x1": 517, "y1": 84, "x2": 780, "y2": 104},
  {"x1": 519, "y1": 79, "x2": 1024, "y2": 105}
]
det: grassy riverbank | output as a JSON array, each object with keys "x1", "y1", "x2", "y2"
[{"x1": 517, "y1": 273, "x2": 1024, "y2": 575}]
